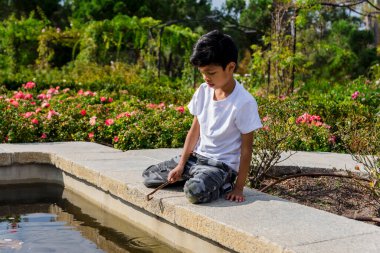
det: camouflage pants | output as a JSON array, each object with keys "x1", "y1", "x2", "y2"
[{"x1": 142, "y1": 153, "x2": 237, "y2": 204}]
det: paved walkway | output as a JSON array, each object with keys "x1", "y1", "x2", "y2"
[
  {"x1": 272, "y1": 150, "x2": 370, "y2": 176},
  {"x1": 0, "y1": 142, "x2": 379, "y2": 253}
]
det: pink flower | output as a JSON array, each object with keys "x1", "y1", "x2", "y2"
[
  {"x1": 30, "y1": 101, "x2": 36, "y2": 105},
  {"x1": 105, "y1": 118, "x2": 114, "y2": 126},
  {"x1": 158, "y1": 102, "x2": 165, "y2": 109},
  {"x1": 23, "y1": 112, "x2": 34, "y2": 118},
  {"x1": 100, "y1": 97, "x2": 107, "y2": 102},
  {"x1": 9, "y1": 99, "x2": 19, "y2": 107},
  {"x1": 88, "y1": 132, "x2": 94, "y2": 138},
  {"x1": 310, "y1": 115, "x2": 321, "y2": 122},
  {"x1": 47, "y1": 87, "x2": 59, "y2": 95},
  {"x1": 23, "y1": 81, "x2": 36, "y2": 89},
  {"x1": 351, "y1": 91, "x2": 360, "y2": 100},
  {"x1": 113, "y1": 136, "x2": 119, "y2": 143},
  {"x1": 296, "y1": 113, "x2": 308, "y2": 124},
  {"x1": 328, "y1": 135, "x2": 336, "y2": 145},
  {"x1": 13, "y1": 91, "x2": 25, "y2": 100},
  {"x1": 89, "y1": 116, "x2": 97, "y2": 126},
  {"x1": 35, "y1": 108, "x2": 42, "y2": 113},
  {"x1": 296, "y1": 113, "x2": 325, "y2": 127},
  {"x1": 24, "y1": 93, "x2": 33, "y2": 100},
  {"x1": 116, "y1": 112, "x2": 132, "y2": 119},
  {"x1": 108, "y1": 97, "x2": 113, "y2": 103},
  {"x1": 175, "y1": 106, "x2": 185, "y2": 114},
  {"x1": 37, "y1": 94, "x2": 47, "y2": 100},
  {"x1": 62, "y1": 88, "x2": 70, "y2": 93},
  {"x1": 41, "y1": 133, "x2": 47, "y2": 139},
  {"x1": 47, "y1": 110, "x2": 59, "y2": 119},
  {"x1": 84, "y1": 91, "x2": 95, "y2": 96},
  {"x1": 263, "y1": 125, "x2": 270, "y2": 131},
  {"x1": 41, "y1": 102, "x2": 50, "y2": 108},
  {"x1": 78, "y1": 89, "x2": 84, "y2": 95},
  {"x1": 31, "y1": 118, "x2": 39, "y2": 125},
  {"x1": 80, "y1": 110, "x2": 87, "y2": 116},
  {"x1": 262, "y1": 116, "x2": 269, "y2": 122},
  {"x1": 146, "y1": 103, "x2": 156, "y2": 109},
  {"x1": 116, "y1": 112, "x2": 126, "y2": 119}
]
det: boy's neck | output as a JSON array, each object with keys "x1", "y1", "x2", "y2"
[{"x1": 214, "y1": 78, "x2": 236, "y2": 101}]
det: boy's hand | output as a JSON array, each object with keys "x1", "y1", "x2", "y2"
[
  {"x1": 225, "y1": 187, "x2": 245, "y2": 202},
  {"x1": 167, "y1": 165, "x2": 184, "y2": 183}
]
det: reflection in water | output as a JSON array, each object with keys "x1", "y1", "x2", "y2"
[{"x1": 0, "y1": 184, "x2": 179, "y2": 253}]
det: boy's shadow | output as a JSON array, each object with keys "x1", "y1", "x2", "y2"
[{"x1": 156, "y1": 182, "x2": 286, "y2": 207}]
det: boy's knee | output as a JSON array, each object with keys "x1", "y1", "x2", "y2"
[
  {"x1": 184, "y1": 178, "x2": 218, "y2": 204},
  {"x1": 142, "y1": 165, "x2": 167, "y2": 188}
]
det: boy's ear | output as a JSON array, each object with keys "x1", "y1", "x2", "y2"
[{"x1": 227, "y1": 62, "x2": 236, "y2": 73}]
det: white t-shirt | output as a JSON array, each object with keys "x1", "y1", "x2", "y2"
[{"x1": 188, "y1": 80, "x2": 262, "y2": 172}]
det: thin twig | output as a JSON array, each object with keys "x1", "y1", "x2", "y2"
[{"x1": 277, "y1": 150, "x2": 296, "y2": 164}]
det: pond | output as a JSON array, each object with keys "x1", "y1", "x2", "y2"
[{"x1": 0, "y1": 183, "x2": 179, "y2": 253}]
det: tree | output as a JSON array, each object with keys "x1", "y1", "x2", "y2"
[
  {"x1": 243, "y1": 0, "x2": 380, "y2": 95},
  {"x1": 0, "y1": 0, "x2": 70, "y2": 27},
  {"x1": 69, "y1": 0, "x2": 214, "y2": 28}
]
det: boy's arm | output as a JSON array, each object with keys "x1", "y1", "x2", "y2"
[
  {"x1": 168, "y1": 116, "x2": 200, "y2": 183},
  {"x1": 225, "y1": 131, "x2": 254, "y2": 202}
]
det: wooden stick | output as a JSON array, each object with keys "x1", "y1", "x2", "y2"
[{"x1": 146, "y1": 181, "x2": 170, "y2": 201}]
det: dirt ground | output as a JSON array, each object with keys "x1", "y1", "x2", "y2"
[{"x1": 262, "y1": 176, "x2": 380, "y2": 226}]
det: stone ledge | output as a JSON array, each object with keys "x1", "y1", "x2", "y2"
[
  {"x1": 269, "y1": 151, "x2": 372, "y2": 176},
  {"x1": 0, "y1": 142, "x2": 379, "y2": 253}
]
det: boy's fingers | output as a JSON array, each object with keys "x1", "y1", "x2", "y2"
[
  {"x1": 225, "y1": 193, "x2": 234, "y2": 201},
  {"x1": 168, "y1": 172, "x2": 179, "y2": 183},
  {"x1": 237, "y1": 196, "x2": 244, "y2": 202},
  {"x1": 225, "y1": 193, "x2": 245, "y2": 202},
  {"x1": 167, "y1": 173, "x2": 174, "y2": 182}
]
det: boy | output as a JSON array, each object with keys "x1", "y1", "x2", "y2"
[{"x1": 143, "y1": 30, "x2": 262, "y2": 203}]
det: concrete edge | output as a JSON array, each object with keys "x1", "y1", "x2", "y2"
[
  {"x1": 0, "y1": 143, "x2": 379, "y2": 253},
  {"x1": 0, "y1": 147, "x2": 290, "y2": 253}
]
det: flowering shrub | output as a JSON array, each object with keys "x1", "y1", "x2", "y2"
[
  {"x1": 0, "y1": 77, "x2": 377, "y2": 158},
  {"x1": 336, "y1": 113, "x2": 380, "y2": 199},
  {"x1": 0, "y1": 82, "x2": 192, "y2": 150},
  {"x1": 291, "y1": 112, "x2": 332, "y2": 151},
  {"x1": 249, "y1": 95, "x2": 337, "y2": 188}
]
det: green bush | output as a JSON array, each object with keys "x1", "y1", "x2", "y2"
[
  {"x1": 0, "y1": 69, "x2": 378, "y2": 156},
  {"x1": 0, "y1": 83, "x2": 192, "y2": 150}
]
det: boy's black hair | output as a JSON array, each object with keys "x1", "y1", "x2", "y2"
[{"x1": 190, "y1": 30, "x2": 238, "y2": 70}]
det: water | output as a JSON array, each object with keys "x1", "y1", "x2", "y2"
[{"x1": 0, "y1": 184, "x2": 179, "y2": 253}]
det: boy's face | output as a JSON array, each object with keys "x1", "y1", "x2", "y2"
[{"x1": 198, "y1": 62, "x2": 235, "y2": 89}]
